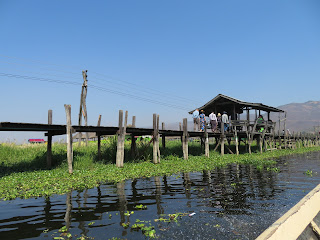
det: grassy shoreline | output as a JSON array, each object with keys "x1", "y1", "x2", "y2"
[{"x1": 1, "y1": 141, "x2": 320, "y2": 201}]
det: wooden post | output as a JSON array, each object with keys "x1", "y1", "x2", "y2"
[
  {"x1": 162, "y1": 122, "x2": 166, "y2": 149},
  {"x1": 179, "y1": 122, "x2": 182, "y2": 142},
  {"x1": 284, "y1": 112, "x2": 287, "y2": 149},
  {"x1": 234, "y1": 124, "x2": 239, "y2": 155},
  {"x1": 182, "y1": 118, "x2": 188, "y2": 160},
  {"x1": 131, "y1": 116, "x2": 137, "y2": 158},
  {"x1": 64, "y1": 104, "x2": 73, "y2": 174},
  {"x1": 221, "y1": 120, "x2": 224, "y2": 156},
  {"x1": 278, "y1": 113, "x2": 281, "y2": 149},
  {"x1": 47, "y1": 109, "x2": 52, "y2": 168},
  {"x1": 153, "y1": 114, "x2": 160, "y2": 164},
  {"x1": 205, "y1": 127, "x2": 209, "y2": 158},
  {"x1": 97, "y1": 115, "x2": 101, "y2": 161},
  {"x1": 121, "y1": 111, "x2": 128, "y2": 166},
  {"x1": 157, "y1": 115, "x2": 160, "y2": 162},
  {"x1": 116, "y1": 110, "x2": 124, "y2": 167}
]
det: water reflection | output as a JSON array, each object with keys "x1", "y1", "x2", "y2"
[{"x1": 0, "y1": 152, "x2": 320, "y2": 240}]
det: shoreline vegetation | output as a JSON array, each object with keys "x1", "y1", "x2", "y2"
[{"x1": 1, "y1": 139, "x2": 320, "y2": 201}]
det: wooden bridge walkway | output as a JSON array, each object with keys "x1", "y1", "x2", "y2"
[{"x1": 1, "y1": 107, "x2": 319, "y2": 174}]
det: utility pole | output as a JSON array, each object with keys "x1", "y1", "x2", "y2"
[{"x1": 78, "y1": 70, "x2": 89, "y2": 146}]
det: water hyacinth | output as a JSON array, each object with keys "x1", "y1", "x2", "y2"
[{"x1": 1, "y1": 140, "x2": 320, "y2": 201}]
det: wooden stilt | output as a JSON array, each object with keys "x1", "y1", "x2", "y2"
[
  {"x1": 221, "y1": 121, "x2": 224, "y2": 156},
  {"x1": 131, "y1": 116, "x2": 137, "y2": 158},
  {"x1": 157, "y1": 115, "x2": 161, "y2": 162},
  {"x1": 205, "y1": 129, "x2": 209, "y2": 158},
  {"x1": 162, "y1": 122, "x2": 166, "y2": 149},
  {"x1": 153, "y1": 114, "x2": 160, "y2": 164},
  {"x1": 47, "y1": 109, "x2": 52, "y2": 168},
  {"x1": 183, "y1": 118, "x2": 188, "y2": 160},
  {"x1": 97, "y1": 115, "x2": 102, "y2": 161},
  {"x1": 116, "y1": 110, "x2": 124, "y2": 167},
  {"x1": 64, "y1": 104, "x2": 73, "y2": 174}
]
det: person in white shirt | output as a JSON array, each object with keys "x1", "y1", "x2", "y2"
[
  {"x1": 221, "y1": 111, "x2": 229, "y2": 132},
  {"x1": 209, "y1": 111, "x2": 217, "y2": 132}
]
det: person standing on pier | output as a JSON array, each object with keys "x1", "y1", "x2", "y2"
[
  {"x1": 209, "y1": 111, "x2": 218, "y2": 132},
  {"x1": 192, "y1": 108, "x2": 200, "y2": 131},
  {"x1": 217, "y1": 113, "x2": 222, "y2": 132},
  {"x1": 199, "y1": 110, "x2": 206, "y2": 132},
  {"x1": 222, "y1": 111, "x2": 229, "y2": 132}
]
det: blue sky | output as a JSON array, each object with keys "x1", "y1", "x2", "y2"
[{"x1": 1, "y1": 0, "x2": 320, "y2": 142}]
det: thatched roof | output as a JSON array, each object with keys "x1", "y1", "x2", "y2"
[{"x1": 189, "y1": 94, "x2": 284, "y2": 115}]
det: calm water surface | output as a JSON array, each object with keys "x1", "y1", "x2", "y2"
[{"x1": 1, "y1": 152, "x2": 320, "y2": 240}]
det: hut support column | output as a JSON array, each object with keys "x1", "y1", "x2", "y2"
[
  {"x1": 182, "y1": 118, "x2": 188, "y2": 160},
  {"x1": 47, "y1": 109, "x2": 53, "y2": 168},
  {"x1": 64, "y1": 104, "x2": 73, "y2": 174}
]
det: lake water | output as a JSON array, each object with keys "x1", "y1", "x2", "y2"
[{"x1": 1, "y1": 151, "x2": 320, "y2": 240}]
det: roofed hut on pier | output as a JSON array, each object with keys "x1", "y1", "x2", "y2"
[{"x1": 189, "y1": 94, "x2": 284, "y2": 121}]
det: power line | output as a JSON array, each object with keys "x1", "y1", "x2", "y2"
[
  {"x1": 0, "y1": 54, "x2": 203, "y2": 105},
  {"x1": 0, "y1": 72, "x2": 192, "y2": 111}
]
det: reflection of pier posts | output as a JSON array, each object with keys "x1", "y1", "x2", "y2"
[
  {"x1": 64, "y1": 191, "x2": 72, "y2": 229},
  {"x1": 154, "y1": 177, "x2": 164, "y2": 215},
  {"x1": 44, "y1": 197, "x2": 51, "y2": 226},
  {"x1": 117, "y1": 181, "x2": 128, "y2": 224},
  {"x1": 183, "y1": 172, "x2": 191, "y2": 199}
]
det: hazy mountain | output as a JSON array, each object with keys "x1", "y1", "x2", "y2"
[{"x1": 271, "y1": 101, "x2": 320, "y2": 133}]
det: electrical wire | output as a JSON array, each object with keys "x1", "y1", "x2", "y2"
[{"x1": 0, "y1": 72, "x2": 192, "y2": 111}]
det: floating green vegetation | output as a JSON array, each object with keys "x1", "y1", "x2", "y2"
[
  {"x1": 134, "y1": 204, "x2": 147, "y2": 210},
  {"x1": 304, "y1": 170, "x2": 313, "y2": 177},
  {"x1": 1, "y1": 141, "x2": 320, "y2": 200}
]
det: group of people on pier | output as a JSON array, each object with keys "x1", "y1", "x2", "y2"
[{"x1": 192, "y1": 109, "x2": 229, "y2": 133}]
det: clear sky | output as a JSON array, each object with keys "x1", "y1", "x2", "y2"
[{"x1": 1, "y1": 0, "x2": 320, "y2": 143}]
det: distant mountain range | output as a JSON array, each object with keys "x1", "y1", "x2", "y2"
[{"x1": 271, "y1": 100, "x2": 320, "y2": 133}]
